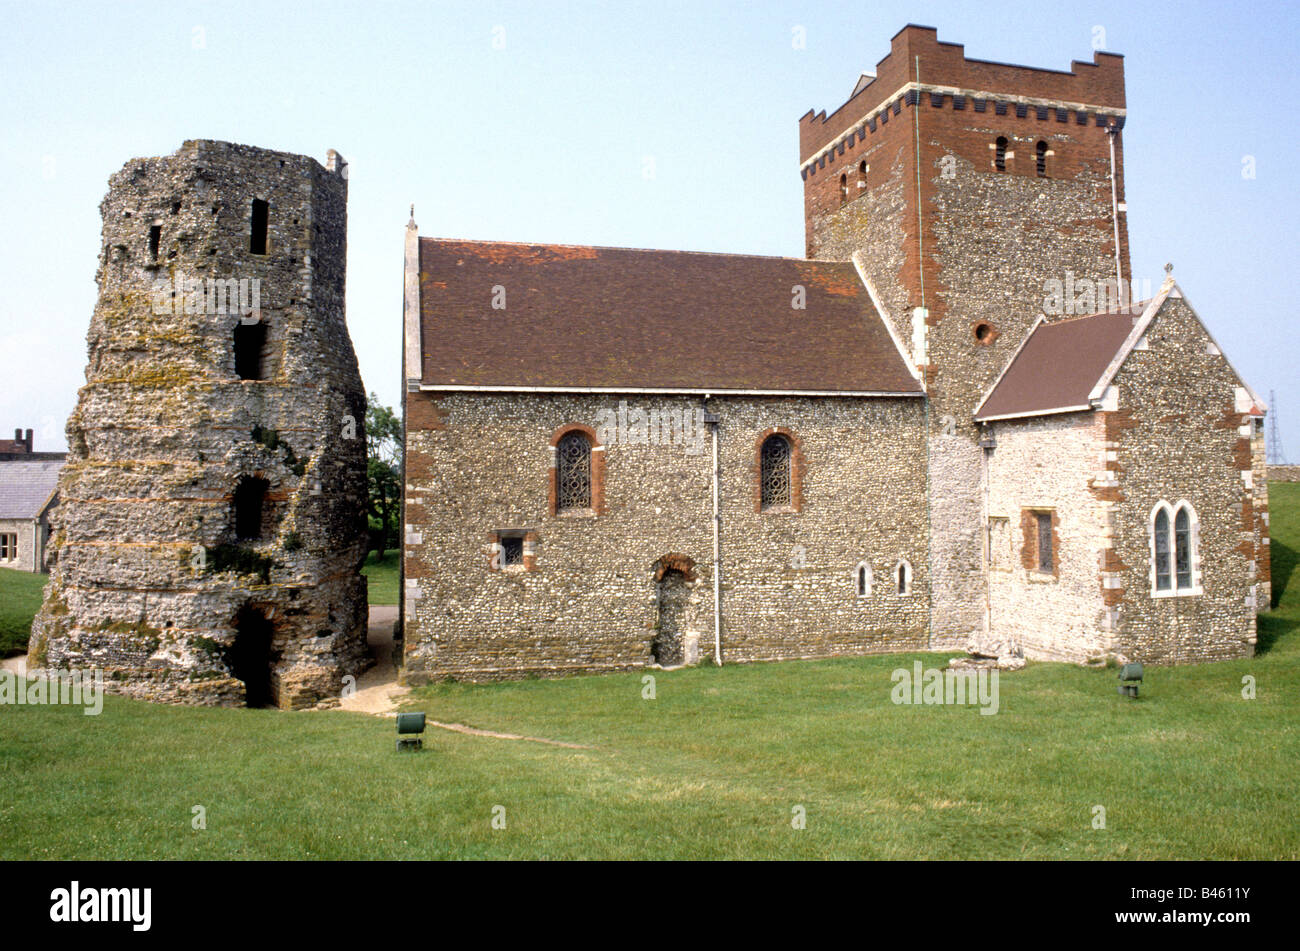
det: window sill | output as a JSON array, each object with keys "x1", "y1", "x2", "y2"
[
  {"x1": 556, "y1": 508, "x2": 596, "y2": 519},
  {"x1": 1151, "y1": 587, "x2": 1202, "y2": 599},
  {"x1": 760, "y1": 505, "x2": 799, "y2": 515},
  {"x1": 1027, "y1": 570, "x2": 1057, "y2": 583}
]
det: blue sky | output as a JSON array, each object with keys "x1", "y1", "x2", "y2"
[{"x1": 1, "y1": 0, "x2": 1296, "y2": 456}]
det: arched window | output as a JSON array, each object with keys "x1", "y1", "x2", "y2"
[
  {"x1": 995, "y1": 136, "x2": 1008, "y2": 172},
  {"x1": 234, "y1": 477, "x2": 270, "y2": 540},
  {"x1": 839, "y1": 173, "x2": 848, "y2": 205},
  {"x1": 1153, "y1": 506, "x2": 1172, "y2": 591},
  {"x1": 1151, "y1": 501, "x2": 1199, "y2": 596},
  {"x1": 855, "y1": 562, "x2": 872, "y2": 598},
  {"x1": 760, "y1": 434, "x2": 792, "y2": 509},
  {"x1": 895, "y1": 560, "x2": 912, "y2": 596},
  {"x1": 1174, "y1": 505, "x2": 1193, "y2": 590},
  {"x1": 1035, "y1": 140, "x2": 1048, "y2": 177},
  {"x1": 234, "y1": 321, "x2": 268, "y2": 380},
  {"x1": 556, "y1": 430, "x2": 592, "y2": 512},
  {"x1": 858, "y1": 160, "x2": 868, "y2": 190}
]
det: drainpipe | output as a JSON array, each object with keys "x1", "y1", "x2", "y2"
[
  {"x1": 705, "y1": 398, "x2": 722, "y2": 666},
  {"x1": 1107, "y1": 126, "x2": 1123, "y2": 291},
  {"x1": 979, "y1": 425, "x2": 995, "y2": 640}
]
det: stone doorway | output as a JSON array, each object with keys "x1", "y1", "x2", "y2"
[
  {"x1": 653, "y1": 568, "x2": 689, "y2": 667},
  {"x1": 228, "y1": 605, "x2": 276, "y2": 708}
]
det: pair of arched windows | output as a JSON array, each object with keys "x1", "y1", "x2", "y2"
[
  {"x1": 993, "y1": 137, "x2": 1049, "y2": 177},
  {"x1": 839, "y1": 161, "x2": 869, "y2": 206},
  {"x1": 855, "y1": 560, "x2": 912, "y2": 597},
  {"x1": 1151, "y1": 500, "x2": 1199, "y2": 595},
  {"x1": 552, "y1": 428, "x2": 796, "y2": 515}
]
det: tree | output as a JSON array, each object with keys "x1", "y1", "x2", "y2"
[{"x1": 365, "y1": 392, "x2": 402, "y2": 559}]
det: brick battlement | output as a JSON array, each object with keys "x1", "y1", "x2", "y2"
[{"x1": 799, "y1": 25, "x2": 1126, "y2": 166}]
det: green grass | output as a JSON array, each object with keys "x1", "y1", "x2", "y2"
[
  {"x1": 0, "y1": 569, "x2": 46, "y2": 657},
  {"x1": 0, "y1": 486, "x2": 1296, "y2": 859},
  {"x1": 361, "y1": 550, "x2": 398, "y2": 606}
]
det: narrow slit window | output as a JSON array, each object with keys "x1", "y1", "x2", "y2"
[
  {"x1": 249, "y1": 199, "x2": 269, "y2": 255},
  {"x1": 1035, "y1": 140, "x2": 1048, "y2": 177},
  {"x1": 839, "y1": 173, "x2": 848, "y2": 205},
  {"x1": 233, "y1": 321, "x2": 268, "y2": 380},
  {"x1": 896, "y1": 561, "x2": 910, "y2": 595},
  {"x1": 1036, "y1": 512, "x2": 1053, "y2": 572},
  {"x1": 855, "y1": 563, "x2": 871, "y2": 598},
  {"x1": 995, "y1": 136, "x2": 1007, "y2": 172},
  {"x1": 234, "y1": 477, "x2": 270, "y2": 541},
  {"x1": 148, "y1": 225, "x2": 161, "y2": 261}
]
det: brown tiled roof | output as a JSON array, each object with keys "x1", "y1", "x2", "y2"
[
  {"x1": 417, "y1": 239, "x2": 922, "y2": 394},
  {"x1": 0, "y1": 440, "x2": 24, "y2": 454},
  {"x1": 975, "y1": 311, "x2": 1138, "y2": 421}
]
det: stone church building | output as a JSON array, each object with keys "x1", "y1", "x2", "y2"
[{"x1": 400, "y1": 25, "x2": 1270, "y2": 681}]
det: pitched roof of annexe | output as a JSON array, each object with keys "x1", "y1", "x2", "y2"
[
  {"x1": 974, "y1": 309, "x2": 1142, "y2": 422},
  {"x1": 0, "y1": 459, "x2": 64, "y2": 520},
  {"x1": 417, "y1": 239, "x2": 923, "y2": 394}
]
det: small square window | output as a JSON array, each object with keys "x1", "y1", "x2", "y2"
[{"x1": 491, "y1": 530, "x2": 532, "y2": 571}]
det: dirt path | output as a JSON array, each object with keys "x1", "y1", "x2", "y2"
[
  {"x1": 338, "y1": 605, "x2": 409, "y2": 714},
  {"x1": 422, "y1": 719, "x2": 594, "y2": 749}
]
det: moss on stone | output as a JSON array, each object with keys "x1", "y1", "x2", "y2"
[{"x1": 205, "y1": 544, "x2": 277, "y2": 583}]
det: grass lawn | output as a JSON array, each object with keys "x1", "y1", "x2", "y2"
[
  {"x1": 361, "y1": 550, "x2": 398, "y2": 606},
  {"x1": 0, "y1": 569, "x2": 46, "y2": 657},
  {"x1": 0, "y1": 485, "x2": 1296, "y2": 860}
]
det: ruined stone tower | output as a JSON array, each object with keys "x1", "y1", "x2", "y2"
[
  {"x1": 799, "y1": 26, "x2": 1130, "y2": 647},
  {"x1": 29, "y1": 140, "x2": 371, "y2": 708}
]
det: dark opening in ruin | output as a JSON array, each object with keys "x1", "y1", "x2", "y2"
[
  {"x1": 234, "y1": 477, "x2": 270, "y2": 540},
  {"x1": 228, "y1": 606, "x2": 274, "y2": 708},
  {"x1": 1035, "y1": 141, "x2": 1048, "y2": 178},
  {"x1": 653, "y1": 568, "x2": 688, "y2": 667},
  {"x1": 233, "y1": 321, "x2": 267, "y2": 380},
  {"x1": 995, "y1": 136, "x2": 1008, "y2": 172},
  {"x1": 249, "y1": 198, "x2": 269, "y2": 255},
  {"x1": 148, "y1": 225, "x2": 161, "y2": 262}
]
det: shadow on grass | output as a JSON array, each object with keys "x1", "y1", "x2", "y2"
[
  {"x1": 1255, "y1": 612, "x2": 1294, "y2": 656},
  {"x1": 1272, "y1": 537, "x2": 1296, "y2": 610}
]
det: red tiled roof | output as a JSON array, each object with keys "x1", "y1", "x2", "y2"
[
  {"x1": 975, "y1": 311, "x2": 1138, "y2": 421},
  {"x1": 417, "y1": 239, "x2": 922, "y2": 394}
]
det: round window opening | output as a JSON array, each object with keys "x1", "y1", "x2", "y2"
[{"x1": 974, "y1": 323, "x2": 994, "y2": 344}]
